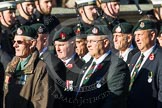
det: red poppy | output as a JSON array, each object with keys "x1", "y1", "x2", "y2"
[
  {"x1": 97, "y1": 64, "x2": 103, "y2": 70},
  {"x1": 59, "y1": 32, "x2": 66, "y2": 40},
  {"x1": 149, "y1": 53, "x2": 154, "y2": 61},
  {"x1": 66, "y1": 64, "x2": 73, "y2": 69}
]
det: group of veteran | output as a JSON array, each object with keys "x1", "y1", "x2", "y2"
[{"x1": 0, "y1": 0, "x2": 162, "y2": 108}]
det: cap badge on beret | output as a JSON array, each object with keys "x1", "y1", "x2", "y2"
[
  {"x1": 60, "y1": 32, "x2": 67, "y2": 40},
  {"x1": 38, "y1": 26, "x2": 43, "y2": 33},
  {"x1": 17, "y1": 28, "x2": 23, "y2": 35},
  {"x1": 75, "y1": 28, "x2": 81, "y2": 35},
  {"x1": 115, "y1": 26, "x2": 121, "y2": 33},
  {"x1": 140, "y1": 22, "x2": 145, "y2": 28},
  {"x1": 92, "y1": 27, "x2": 98, "y2": 34}
]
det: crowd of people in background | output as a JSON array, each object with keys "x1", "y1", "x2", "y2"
[{"x1": 0, "y1": 0, "x2": 162, "y2": 108}]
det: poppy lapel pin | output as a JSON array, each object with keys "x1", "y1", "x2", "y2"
[
  {"x1": 149, "y1": 53, "x2": 154, "y2": 61},
  {"x1": 66, "y1": 64, "x2": 73, "y2": 69}
]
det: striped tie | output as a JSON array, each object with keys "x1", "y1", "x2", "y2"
[
  {"x1": 82, "y1": 62, "x2": 96, "y2": 85},
  {"x1": 129, "y1": 53, "x2": 144, "y2": 91}
]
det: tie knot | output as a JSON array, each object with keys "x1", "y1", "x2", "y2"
[
  {"x1": 92, "y1": 61, "x2": 96, "y2": 66},
  {"x1": 141, "y1": 53, "x2": 145, "y2": 59}
]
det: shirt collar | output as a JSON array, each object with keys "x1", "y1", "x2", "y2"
[{"x1": 93, "y1": 50, "x2": 111, "y2": 65}]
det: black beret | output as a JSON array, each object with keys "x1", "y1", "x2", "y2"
[
  {"x1": 101, "y1": 0, "x2": 120, "y2": 3},
  {"x1": 112, "y1": 22, "x2": 133, "y2": 34},
  {"x1": 0, "y1": 1, "x2": 16, "y2": 12},
  {"x1": 132, "y1": 20, "x2": 157, "y2": 34},
  {"x1": 75, "y1": 0, "x2": 96, "y2": 8},
  {"x1": 73, "y1": 23, "x2": 87, "y2": 39},
  {"x1": 14, "y1": 25, "x2": 37, "y2": 39},
  {"x1": 30, "y1": 23, "x2": 49, "y2": 34},
  {"x1": 86, "y1": 25, "x2": 112, "y2": 36},
  {"x1": 53, "y1": 27, "x2": 75, "y2": 42}
]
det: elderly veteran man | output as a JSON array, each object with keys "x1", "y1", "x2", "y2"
[
  {"x1": 76, "y1": 25, "x2": 130, "y2": 108},
  {"x1": 31, "y1": 23, "x2": 66, "y2": 107},
  {"x1": 113, "y1": 22, "x2": 138, "y2": 64},
  {"x1": 52, "y1": 27, "x2": 85, "y2": 107},
  {"x1": 128, "y1": 20, "x2": 162, "y2": 108},
  {"x1": 74, "y1": 23, "x2": 92, "y2": 63},
  {"x1": 3, "y1": 26, "x2": 52, "y2": 108},
  {"x1": 0, "y1": 1, "x2": 17, "y2": 57},
  {"x1": 15, "y1": 0, "x2": 36, "y2": 26}
]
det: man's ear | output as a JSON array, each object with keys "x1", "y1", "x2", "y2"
[
  {"x1": 127, "y1": 34, "x2": 133, "y2": 43},
  {"x1": 30, "y1": 39, "x2": 37, "y2": 49}
]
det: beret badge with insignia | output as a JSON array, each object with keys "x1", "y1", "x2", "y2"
[
  {"x1": 92, "y1": 27, "x2": 98, "y2": 34},
  {"x1": 38, "y1": 26, "x2": 44, "y2": 33},
  {"x1": 115, "y1": 26, "x2": 121, "y2": 33},
  {"x1": 140, "y1": 22, "x2": 145, "y2": 28},
  {"x1": 17, "y1": 28, "x2": 23, "y2": 35},
  {"x1": 75, "y1": 28, "x2": 81, "y2": 35},
  {"x1": 60, "y1": 32, "x2": 67, "y2": 40}
]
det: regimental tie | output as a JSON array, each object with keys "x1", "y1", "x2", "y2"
[
  {"x1": 82, "y1": 62, "x2": 96, "y2": 85},
  {"x1": 129, "y1": 53, "x2": 145, "y2": 91}
]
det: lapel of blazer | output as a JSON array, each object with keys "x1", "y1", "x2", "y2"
[{"x1": 134, "y1": 45, "x2": 158, "y2": 81}]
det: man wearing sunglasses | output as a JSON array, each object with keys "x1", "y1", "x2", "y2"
[
  {"x1": 3, "y1": 26, "x2": 51, "y2": 108},
  {"x1": 76, "y1": 25, "x2": 130, "y2": 108}
]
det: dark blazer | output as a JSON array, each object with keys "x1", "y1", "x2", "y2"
[
  {"x1": 75, "y1": 51, "x2": 130, "y2": 108},
  {"x1": 55, "y1": 54, "x2": 85, "y2": 108},
  {"x1": 40, "y1": 50, "x2": 66, "y2": 108},
  {"x1": 128, "y1": 45, "x2": 162, "y2": 108},
  {"x1": 66, "y1": 54, "x2": 85, "y2": 86}
]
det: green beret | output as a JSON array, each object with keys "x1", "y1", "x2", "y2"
[
  {"x1": 101, "y1": 0, "x2": 120, "y2": 3},
  {"x1": 73, "y1": 23, "x2": 87, "y2": 39},
  {"x1": 14, "y1": 26, "x2": 37, "y2": 39},
  {"x1": 15, "y1": 0, "x2": 34, "y2": 3},
  {"x1": 30, "y1": 23, "x2": 49, "y2": 34},
  {"x1": 53, "y1": 27, "x2": 75, "y2": 42},
  {"x1": 112, "y1": 22, "x2": 133, "y2": 34},
  {"x1": 86, "y1": 25, "x2": 112, "y2": 36},
  {"x1": 159, "y1": 26, "x2": 162, "y2": 35},
  {"x1": 75, "y1": 0, "x2": 96, "y2": 8},
  {"x1": 132, "y1": 20, "x2": 157, "y2": 33},
  {"x1": 0, "y1": 1, "x2": 16, "y2": 12},
  {"x1": 151, "y1": 0, "x2": 162, "y2": 8}
]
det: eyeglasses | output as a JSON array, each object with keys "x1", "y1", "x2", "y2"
[
  {"x1": 12, "y1": 40, "x2": 25, "y2": 44},
  {"x1": 87, "y1": 39, "x2": 105, "y2": 44}
]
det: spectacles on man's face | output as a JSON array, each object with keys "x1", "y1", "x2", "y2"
[{"x1": 87, "y1": 39, "x2": 105, "y2": 44}]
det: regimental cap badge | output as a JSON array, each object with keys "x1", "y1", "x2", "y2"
[
  {"x1": 140, "y1": 22, "x2": 145, "y2": 28},
  {"x1": 38, "y1": 26, "x2": 44, "y2": 33},
  {"x1": 92, "y1": 27, "x2": 98, "y2": 34},
  {"x1": 59, "y1": 32, "x2": 67, "y2": 40},
  {"x1": 17, "y1": 28, "x2": 23, "y2": 35},
  {"x1": 115, "y1": 26, "x2": 121, "y2": 33}
]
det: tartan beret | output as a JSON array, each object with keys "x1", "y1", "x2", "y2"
[
  {"x1": 112, "y1": 22, "x2": 133, "y2": 34},
  {"x1": 132, "y1": 20, "x2": 157, "y2": 33},
  {"x1": 73, "y1": 23, "x2": 87, "y2": 39},
  {"x1": 75, "y1": 0, "x2": 96, "y2": 8},
  {"x1": 30, "y1": 23, "x2": 49, "y2": 34},
  {"x1": 0, "y1": 1, "x2": 16, "y2": 12},
  {"x1": 15, "y1": 0, "x2": 34, "y2": 3},
  {"x1": 101, "y1": 0, "x2": 120, "y2": 3},
  {"x1": 53, "y1": 27, "x2": 75, "y2": 42},
  {"x1": 86, "y1": 25, "x2": 112, "y2": 36},
  {"x1": 14, "y1": 25, "x2": 37, "y2": 39}
]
